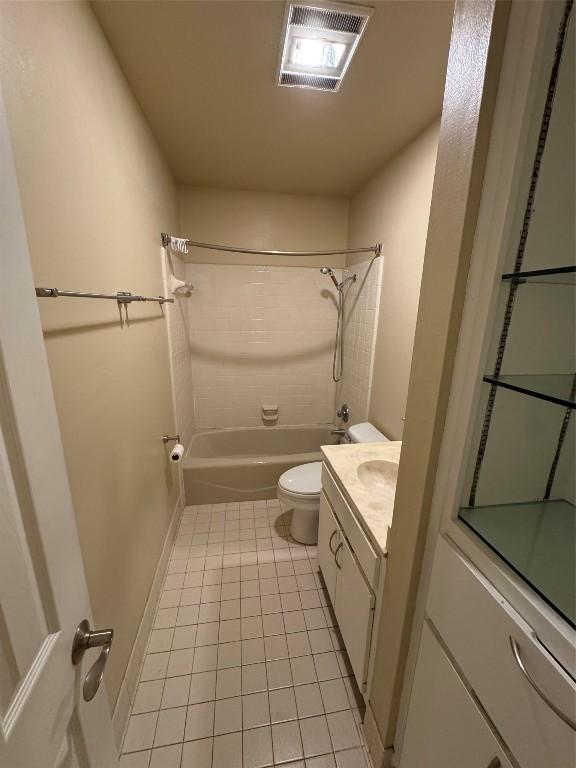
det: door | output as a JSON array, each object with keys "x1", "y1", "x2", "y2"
[
  {"x1": 318, "y1": 491, "x2": 340, "y2": 605},
  {"x1": 400, "y1": 623, "x2": 514, "y2": 768},
  {"x1": 334, "y1": 535, "x2": 375, "y2": 687},
  {"x1": 0, "y1": 85, "x2": 118, "y2": 766}
]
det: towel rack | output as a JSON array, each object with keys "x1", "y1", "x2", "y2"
[{"x1": 35, "y1": 288, "x2": 174, "y2": 304}]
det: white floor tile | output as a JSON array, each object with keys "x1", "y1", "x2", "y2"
[
  {"x1": 216, "y1": 666, "x2": 241, "y2": 699},
  {"x1": 153, "y1": 706, "x2": 186, "y2": 747},
  {"x1": 326, "y1": 711, "x2": 361, "y2": 752},
  {"x1": 132, "y1": 680, "x2": 164, "y2": 714},
  {"x1": 185, "y1": 701, "x2": 215, "y2": 741},
  {"x1": 212, "y1": 731, "x2": 242, "y2": 768},
  {"x1": 242, "y1": 662, "x2": 268, "y2": 694},
  {"x1": 244, "y1": 725, "x2": 274, "y2": 768},
  {"x1": 269, "y1": 687, "x2": 297, "y2": 724},
  {"x1": 294, "y1": 683, "x2": 324, "y2": 718},
  {"x1": 189, "y1": 670, "x2": 216, "y2": 704},
  {"x1": 149, "y1": 743, "x2": 182, "y2": 768},
  {"x1": 123, "y1": 712, "x2": 158, "y2": 752},
  {"x1": 271, "y1": 720, "x2": 303, "y2": 764},
  {"x1": 334, "y1": 747, "x2": 369, "y2": 768},
  {"x1": 242, "y1": 691, "x2": 270, "y2": 729},
  {"x1": 266, "y1": 659, "x2": 292, "y2": 690},
  {"x1": 319, "y1": 679, "x2": 350, "y2": 714},
  {"x1": 214, "y1": 696, "x2": 242, "y2": 735},
  {"x1": 160, "y1": 676, "x2": 190, "y2": 709},
  {"x1": 120, "y1": 751, "x2": 151, "y2": 767},
  {"x1": 181, "y1": 737, "x2": 212, "y2": 768},
  {"x1": 299, "y1": 715, "x2": 332, "y2": 759}
]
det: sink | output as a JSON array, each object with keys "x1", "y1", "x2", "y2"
[{"x1": 356, "y1": 460, "x2": 398, "y2": 508}]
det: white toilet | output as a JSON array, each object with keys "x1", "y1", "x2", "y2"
[{"x1": 277, "y1": 422, "x2": 389, "y2": 544}]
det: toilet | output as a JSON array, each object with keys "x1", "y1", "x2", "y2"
[{"x1": 277, "y1": 422, "x2": 389, "y2": 545}]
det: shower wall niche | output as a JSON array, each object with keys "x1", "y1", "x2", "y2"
[{"x1": 458, "y1": 7, "x2": 575, "y2": 628}]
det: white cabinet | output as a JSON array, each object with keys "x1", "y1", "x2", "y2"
[
  {"x1": 318, "y1": 491, "x2": 340, "y2": 606},
  {"x1": 318, "y1": 483, "x2": 378, "y2": 689},
  {"x1": 335, "y1": 534, "x2": 375, "y2": 686},
  {"x1": 400, "y1": 622, "x2": 514, "y2": 768}
]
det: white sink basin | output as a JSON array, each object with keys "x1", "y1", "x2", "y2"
[{"x1": 356, "y1": 460, "x2": 398, "y2": 508}]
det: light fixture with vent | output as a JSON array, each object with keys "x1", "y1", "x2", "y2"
[{"x1": 278, "y1": 1, "x2": 373, "y2": 92}]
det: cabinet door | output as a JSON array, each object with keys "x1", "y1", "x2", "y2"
[
  {"x1": 318, "y1": 491, "x2": 340, "y2": 606},
  {"x1": 400, "y1": 622, "x2": 514, "y2": 768},
  {"x1": 335, "y1": 535, "x2": 375, "y2": 687}
]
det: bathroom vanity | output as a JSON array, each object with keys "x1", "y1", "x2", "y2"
[{"x1": 318, "y1": 441, "x2": 401, "y2": 693}]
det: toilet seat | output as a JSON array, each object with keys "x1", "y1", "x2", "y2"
[{"x1": 278, "y1": 462, "x2": 322, "y2": 497}]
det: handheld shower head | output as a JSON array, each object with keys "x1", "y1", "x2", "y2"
[{"x1": 320, "y1": 267, "x2": 340, "y2": 290}]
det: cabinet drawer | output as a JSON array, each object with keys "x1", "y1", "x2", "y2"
[
  {"x1": 400, "y1": 622, "x2": 513, "y2": 768},
  {"x1": 322, "y1": 463, "x2": 380, "y2": 588},
  {"x1": 428, "y1": 537, "x2": 576, "y2": 768}
]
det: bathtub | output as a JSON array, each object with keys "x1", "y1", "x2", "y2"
[{"x1": 182, "y1": 425, "x2": 338, "y2": 505}]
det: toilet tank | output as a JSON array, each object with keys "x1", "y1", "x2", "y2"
[{"x1": 347, "y1": 422, "x2": 389, "y2": 443}]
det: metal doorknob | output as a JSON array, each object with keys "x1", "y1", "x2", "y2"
[{"x1": 72, "y1": 619, "x2": 114, "y2": 702}]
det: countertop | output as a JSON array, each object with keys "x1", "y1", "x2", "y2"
[{"x1": 321, "y1": 441, "x2": 402, "y2": 555}]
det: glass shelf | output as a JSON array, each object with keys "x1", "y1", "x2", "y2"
[
  {"x1": 459, "y1": 499, "x2": 575, "y2": 628},
  {"x1": 483, "y1": 374, "x2": 576, "y2": 408},
  {"x1": 502, "y1": 265, "x2": 576, "y2": 284}
]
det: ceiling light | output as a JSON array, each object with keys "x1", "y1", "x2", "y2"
[{"x1": 278, "y1": 2, "x2": 373, "y2": 92}]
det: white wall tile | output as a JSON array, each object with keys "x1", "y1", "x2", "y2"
[
  {"x1": 339, "y1": 258, "x2": 383, "y2": 426},
  {"x1": 184, "y1": 264, "x2": 341, "y2": 428}
]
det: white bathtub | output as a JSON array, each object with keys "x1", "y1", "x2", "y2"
[{"x1": 182, "y1": 425, "x2": 338, "y2": 504}]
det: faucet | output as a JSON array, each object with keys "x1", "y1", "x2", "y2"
[{"x1": 337, "y1": 403, "x2": 350, "y2": 423}]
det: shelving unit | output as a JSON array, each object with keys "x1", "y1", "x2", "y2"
[
  {"x1": 501, "y1": 265, "x2": 576, "y2": 284},
  {"x1": 458, "y1": 0, "x2": 575, "y2": 631},
  {"x1": 482, "y1": 373, "x2": 575, "y2": 408},
  {"x1": 460, "y1": 500, "x2": 575, "y2": 628}
]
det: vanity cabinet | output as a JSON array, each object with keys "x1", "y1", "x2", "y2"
[
  {"x1": 318, "y1": 466, "x2": 381, "y2": 690},
  {"x1": 401, "y1": 623, "x2": 513, "y2": 768}
]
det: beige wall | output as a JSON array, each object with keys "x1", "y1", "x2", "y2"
[
  {"x1": 347, "y1": 121, "x2": 440, "y2": 440},
  {"x1": 0, "y1": 0, "x2": 179, "y2": 707},
  {"x1": 178, "y1": 186, "x2": 349, "y2": 268}
]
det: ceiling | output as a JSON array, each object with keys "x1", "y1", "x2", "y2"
[{"x1": 93, "y1": 0, "x2": 453, "y2": 196}]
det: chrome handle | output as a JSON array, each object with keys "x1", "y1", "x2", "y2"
[
  {"x1": 331, "y1": 429, "x2": 346, "y2": 437},
  {"x1": 334, "y1": 542, "x2": 343, "y2": 569},
  {"x1": 329, "y1": 529, "x2": 339, "y2": 554},
  {"x1": 72, "y1": 619, "x2": 114, "y2": 702},
  {"x1": 509, "y1": 636, "x2": 576, "y2": 731}
]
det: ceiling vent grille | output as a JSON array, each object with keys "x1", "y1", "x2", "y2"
[
  {"x1": 278, "y1": 2, "x2": 373, "y2": 93},
  {"x1": 279, "y1": 72, "x2": 339, "y2": 91},
  {"x1": 290, "y1": 5, "x2": 366, "y2": 35}
]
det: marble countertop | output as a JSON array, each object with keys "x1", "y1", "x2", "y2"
[{"x1": 321, "y1": 441, "x2": 402, "y2": 555}]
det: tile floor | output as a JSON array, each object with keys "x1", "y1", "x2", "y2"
[{"x1": 120, "y1": 499, "x2": 370, "y2": 768}]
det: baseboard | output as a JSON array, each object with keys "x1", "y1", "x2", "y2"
[
  {"x1": 111, "y1": 493, "x2": 184, "y2": 750},
  {"x1": 362, "y1": 702, "x2": 389, "y2": 768}
]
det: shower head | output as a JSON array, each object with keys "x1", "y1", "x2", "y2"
[{"x1": 320, "y1": 266, "x2": 340, "y2": 290}]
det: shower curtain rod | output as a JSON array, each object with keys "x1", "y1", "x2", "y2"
[{"x1": 161, "y1": 232, "x2": 382, "y2": 258}]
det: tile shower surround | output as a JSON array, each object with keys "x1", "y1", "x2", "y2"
[
  {"x1": 184, "y1": 264, "x2": 341, "y2": 429},
  {"x1": 339, "y1": 259, "x2": 382, "y2": 425},
  {"x1": 177, "y1": 261, "x2": 381, "y2": 432},
  {"x1": 120, "y1": 500, "x2": 371, "y2": 768}
]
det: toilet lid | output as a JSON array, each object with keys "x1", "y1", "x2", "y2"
[{"x1": 278, "y1": 462, "x2": 322, "y2": 496}]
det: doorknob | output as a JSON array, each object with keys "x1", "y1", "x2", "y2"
[{"x1": 71, "y1": 619, "x2": 114, "y2": 702}]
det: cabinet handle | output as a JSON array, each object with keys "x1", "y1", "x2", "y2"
[
  {"x1": 329, "y1": 529, "x2": 339, "y2": 554},
  {"x1": 509, "y1": 636, "x2": 576, "y2": 731},
  {"x1": 334, "y1": 542, "x2": 343, "y2": 569}
]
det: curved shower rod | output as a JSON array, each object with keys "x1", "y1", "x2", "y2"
[{"x1": 161, "y1": 232, "x2": 382, "y2": 258}]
